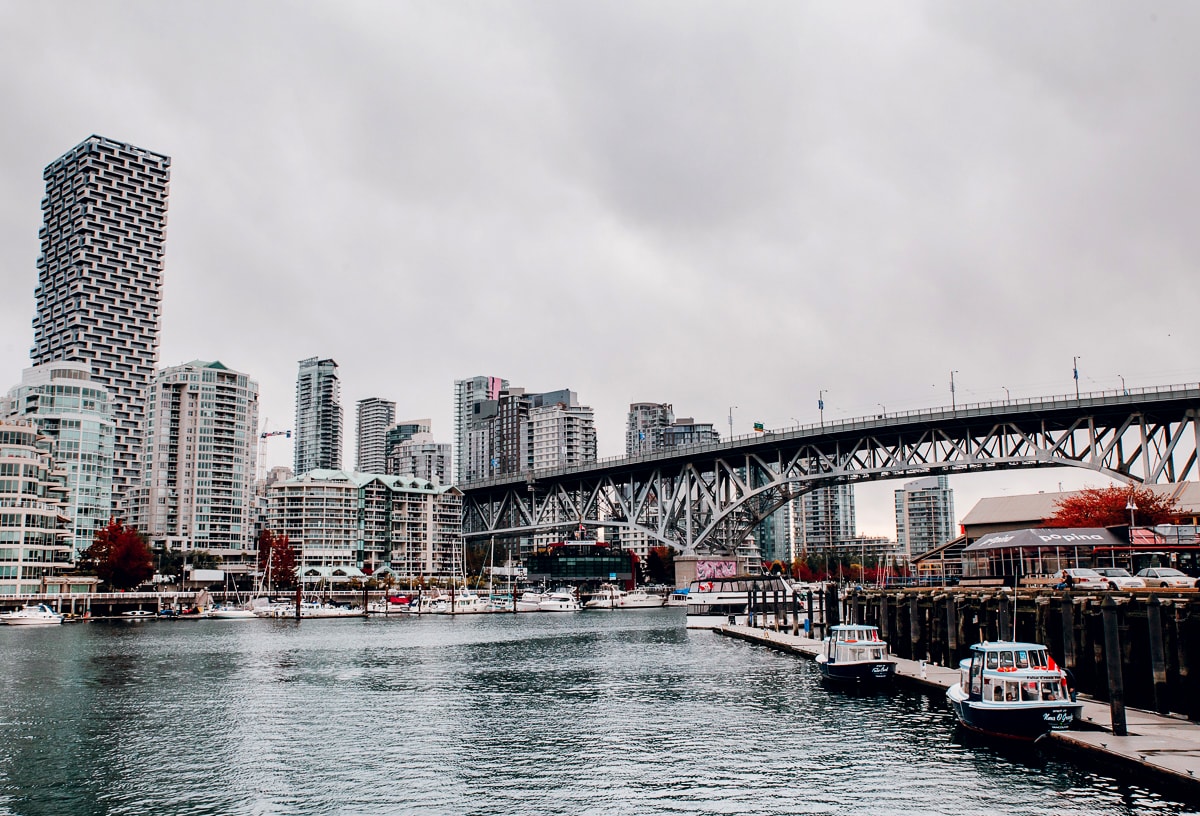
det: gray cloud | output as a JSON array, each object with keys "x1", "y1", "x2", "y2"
[{"x1": 2, "y1": 1, "x2": 1198, "y2": 534}]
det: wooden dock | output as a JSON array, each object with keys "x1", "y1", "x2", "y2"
[{"x1": 717, "y1": 623, "x2": 1200, "y2": 794}]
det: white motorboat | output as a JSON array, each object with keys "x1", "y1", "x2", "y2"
[
  {"x1": 538, "y1": 588, "x2": 581, "y2": 612},
  {"x1": 615, "y1": 589, "x2": 666, "y2": 609},
  {"x1": 583, "y1": 585, "x2": 624, "y2": 609},
  {"x1": 430, "y1": 590, "x2": 491, "y2": 615},
  {"x1": 0, "y1": 603, "x2": 64, "y2": 626},
  {"x1": 515, "y1": 590, "x2": 546, "y2": 612},
  {"x1": 684, "y1": 573, "x2": 796, "y2": 629},
  {"x1": 209, "y1": 606, "x2": 258, "y2": 620},
  {"x1": 666, "y1": 587, "x2": 689, "y2": 607}
]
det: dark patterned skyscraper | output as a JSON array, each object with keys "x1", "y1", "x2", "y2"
[{"x1": 31, "y1": 135, "x2": 171, "y2": 510}]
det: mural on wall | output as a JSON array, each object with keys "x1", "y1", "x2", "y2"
[{"x1": 696, "y1": 560, "x2": 737, "y2": 580}]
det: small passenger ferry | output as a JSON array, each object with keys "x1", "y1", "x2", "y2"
[
  {"x1": 946, "y1": 641, "x2": 1082, "y2": 741},
  {"x1": 684, "y1": 573, "x2": 795, "y2": 629},
  {"x1": 815, "y1": 625, "x2": 896, "y2": 683}
]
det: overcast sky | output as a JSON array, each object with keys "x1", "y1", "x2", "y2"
[{"x1": 2, "y1": 1, "x2": 1198, "y2": 537}]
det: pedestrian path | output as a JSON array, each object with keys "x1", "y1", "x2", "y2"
[{"x1": 718, "y1": 623, "x2": 1200, "y2": 791}]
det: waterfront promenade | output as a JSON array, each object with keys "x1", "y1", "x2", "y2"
[{"x1": 719, "y1": 623, "x2": 1200, "y2": 794}]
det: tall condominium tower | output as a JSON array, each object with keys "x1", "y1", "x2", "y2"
[
  {"x1": 795, "y1": 484, "x2": 857, "y2": 555},
  {"x1": 626, "y1": 402, "x2": 674, "y2": 455},
  {"x1": 4, "y1": 362, "x2": 114, "y2": 560},
  {"x1": 355, "y1": 397, "x2": 395, "y2": 474},
  {"x1": 453, "y1": 375, "x2": 507, "y2": 483},
  {"x1": 295, "y1": 357, "x2": 342, "y2": 475},
  {"x1": 387, "y1": 432, "x2": 451, "y2": 485},
  {"x1": 31, "y1": 135, "x2": 170, "y2": 508},
  {"x1": 128, "y1": 360, "x2": 259, "y2": 557},
  {"x1": 0, "y1": 419, "x2": 71, "y2": 594},
  {"x1": 895, "y1": 475, "x2": 956, "y2": 557},
  {"x1": 529, "y1": 397, "x2": 597, "y2": 471}
]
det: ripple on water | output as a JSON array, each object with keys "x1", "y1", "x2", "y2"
[{"x1": 2, "y1": 613, "x2": 1200, "y2": 816}]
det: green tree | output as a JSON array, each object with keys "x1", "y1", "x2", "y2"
[{"x1": 82, "y1": 519, "x2": 154, "y2": 590}]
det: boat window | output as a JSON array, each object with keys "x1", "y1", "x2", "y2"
[
  {"x1": 985, "y1": 652, "x2": 999, "y2": 670},
  {"x1": 1041, "y1": 682, "x2": 1059, "y2": 701},
  {"x1": 1005, "y1": 682, "x2": 1019, "y2": 701},
  {"x1": 1030, "y1": 650, "x2": 1047, "y2": 669},
  {"x1": 1015, "y1": 650, "x2": 1030, "y2": 669},
  {"x1": 970, "y1": 659, "x2": 983, "y2": 695},
  {"x1": 1021, "y1": 682, "x2": 1039, "y2": 701},
  {"x1": 993, "y1": 685, "x2": 1004, "y2": 701},
  {"x1": 871, "y1": 648, "x2": 883, "y2": 660},
  {"x1": 1000, "y1": 651, "x2": 1015, "y2": 669}
]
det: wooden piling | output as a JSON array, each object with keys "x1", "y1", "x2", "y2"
[
  {"x1": 1148, "y1": 595, "x2": 1168, "y2": 716},
  {"x1": 1101, "y1": 595, "x2": 1128, "y2": 737},
  {"x1": 1061, "y1": 596, "x2": 1076, "y2": 668}
]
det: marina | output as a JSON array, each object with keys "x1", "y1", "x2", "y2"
[{"x1": 4, "y1": 606, "x2": 1200, "y2": 814}]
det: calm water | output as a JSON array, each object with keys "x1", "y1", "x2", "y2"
[{"x1": 1, "y1": 609, "x2": 1198, "y2": 816}]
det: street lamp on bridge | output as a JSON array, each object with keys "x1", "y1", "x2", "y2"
[
  {"x1": 728, "y1": 406, "x2": 737, "y2": 440},
  {"x1": 950, "y1": 370, "x2": 959, "y2": 411},
  {"x1": 818, "y1": 390, "x2": 827, "y2": 427}
]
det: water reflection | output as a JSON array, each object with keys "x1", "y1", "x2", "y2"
[{"x1": 1, "y1": 610, "x2": 1198, "y2": 815}]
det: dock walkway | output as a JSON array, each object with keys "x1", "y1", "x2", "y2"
[{"x1": 718, "y1": 623, "x2": 1200, "y2": 792}]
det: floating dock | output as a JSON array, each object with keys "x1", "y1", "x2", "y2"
[{"x1": 717, "y1": 623, "x2": 1200, "y2": 794}]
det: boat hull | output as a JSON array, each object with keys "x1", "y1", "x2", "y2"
[
  {"x1": 947, "y1": 684, "x2": 1081, "y2": 741},
  {"x1": 816, "y1": 659, "x2": 896, "y2": 683}
]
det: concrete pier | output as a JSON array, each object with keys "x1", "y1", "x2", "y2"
[{"x1": 717, "y1": 623, "x2": 1200, "y2": 793}]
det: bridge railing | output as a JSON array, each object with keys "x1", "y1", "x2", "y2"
[{"x1": 460, "y1": 383, "x2": 1200, "y2": 490}]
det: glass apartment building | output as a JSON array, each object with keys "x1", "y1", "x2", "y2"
[{"x1": 3, "y1": 362, "x2": 113, "y2": 560}]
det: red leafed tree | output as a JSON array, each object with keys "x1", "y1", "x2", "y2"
[
  {"x1": 1045, "y1": 485, "x2": 1179, "y2": 528},
  {"x1": 257, "y1": 529, "x2": 298, "y2": 590},
  {"x1": 83, "y1": 518, "x2": 154, "y2": 590}
]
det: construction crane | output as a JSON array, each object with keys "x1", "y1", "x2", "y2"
[{"x1": 256, "y1": 419, "x2": 293, "y2": 482}]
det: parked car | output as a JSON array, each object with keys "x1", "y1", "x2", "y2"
[
  {"x1": 1134, "y1": 567, "x2": 1193, "y2": 588},
  {"x1": 1092, "y1": 567, "x2": 1147, "y2": 590},
  {"x1": 1059, "y1": 568, "x2": 1107, "y2": 590}
]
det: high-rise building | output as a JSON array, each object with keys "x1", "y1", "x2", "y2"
[
  {"x1": 626, "y1": 402, "x2": 674, "y2": 455},
  {"x1": 127, "y1": 360, "x2": 259, "y2": 558},
  {"x1": 0, "y1": 419, "x2": 72, "y2": 594},
  {"x1": 387, "y1": 432, "x2": 451, "y2": 485},
  {"x1": 294, "y1": 357, "x2": 342, "y2": 475},
  {"x1": 529, "y1": 397, "x2": 597, "y2": 471},
  {"x1": 795, "y1": 484, "x2": 857, "y2": 556},
  {"x1": 895, "y1": 475, "x2": 956, "y2": 557},
  {"x1": 662, "y1": 418, "x2": 720, "y2": 448},
  {"x1": 453, "y1": 375, "x2": 507, "y2": 483},
  {"x1": 3, "y1": 362, "x2": 114, "y2": 560},
  {"x1": 355, "y1": 397, "x2": 395, "y2": 474},
  {"x1": 31, "y1": 135, "x2": 171, "y2": 509}
]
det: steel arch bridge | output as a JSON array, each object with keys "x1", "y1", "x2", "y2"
[{"x1": 460, "y1": 384, "x2": 1200, "y2": 554}]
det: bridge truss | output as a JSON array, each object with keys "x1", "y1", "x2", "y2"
[{"x1": 460, "y1": 386, "x2": 1200, "y2": 554}]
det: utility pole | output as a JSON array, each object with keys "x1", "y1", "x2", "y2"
[
  {"x1": 950, "y1": 371, "x2": 958, "y2": 411},
  {"x1": 728, "y1": 406, "x2": 737, "y2": 440},
  {"x1": 818, "y1": 391, "x2": 827, "y2": 428},
  {"x1": 1073, "y1": 356, "x2": 1081, "y2": 400}
]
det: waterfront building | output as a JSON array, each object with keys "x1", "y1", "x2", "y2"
[
  {"x1": 0, "y1": 419, "x2": 72, "y2": 594},
  {"x1": 454, "y1": 375, "x2": 507, "y2": 484},
  {"x1": 386, "y1": 432, "x2": 450, "y2": 485},
  {"x1": 294, "y1": 357, "x2": 342, "y2": 475},
  {"x1": 895, "y1": 475, "x2": 956, "y2": 557},
  {"x1": 127, "y1": 360, "x2": 259, "y2": 561},
  {"x1": 662, "y1": 418, "x2": 720, "y2": 448},
  {"x1": 267, "y1": 470, "x2": 462, "y2": 579},
  {"x1": 3, "y1": 362, "x2": 114, "y2": 561},
  {"x1": 355, "y1": 397, "x2": 395, "y2": 474},
  {"x1": 31, "y1": 135, "x2": 171, "y2": 509},
  {"x1": 626, "y1": 403, "x2": 674, "y2": 455}
]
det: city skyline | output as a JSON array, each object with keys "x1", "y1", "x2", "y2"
[{"x1": 4, "y1": 5, "x2": 1200, "y2": 537}]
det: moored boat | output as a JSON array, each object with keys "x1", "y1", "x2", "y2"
[
  {"x1": 0, "y1": 603, "x2": 64, "y2": 626},
  {"x1": 515, "y1": 590, "x2": 547, "y2": 612},
  {"x1": 615, "y1": 588, "x2": 666, "y2": 609},
  {"x1": 684, "y1": 573, "x2": 795, "y2": 629},
  {"x1": 583, "y1": 584, "x2": 624, "y2": 609},
  {"x1": 538, "y1": 588, "x2": 581, "y2": 612},
  {"x1": 946, "y1": 641, "x2": 1082, "y2": 741},
  {"x1": 815, "y1": 624, "x2": 896, "y2": 682}
]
